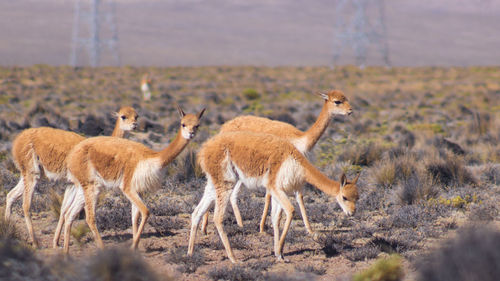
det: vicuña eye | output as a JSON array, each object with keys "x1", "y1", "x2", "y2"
[
  {"x1": 334, "y1": 100, "x2": 342, "y2": 105},
  {"x1": 182, "y1": 124, "x2": 186, "y2": 128},
  {"x1": 342, "y1": 196, "x2": 348, "y2": 201},
  {"x1": 121, "y1": 116, "x2": 126, "y2": 120}
]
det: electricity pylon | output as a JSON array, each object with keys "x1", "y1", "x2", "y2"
[
  {"x1": 332, "y1": 0, "x2": 390, "y2": 68},
  {"x1": 70, "y1": 0, "x2": 120, "y2": 67}
]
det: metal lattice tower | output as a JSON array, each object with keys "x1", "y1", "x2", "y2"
[
  {"x1": 70, "y1": 0, "x2": 120, "y2": 67},
  {"x1": 332, "y1": 0, "x2": 390, "y2": 68}
]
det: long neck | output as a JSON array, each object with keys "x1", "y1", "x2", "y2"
[
  {"x1": 301, "y1": 158, "x2": 340, "y2": 197},
  {"x1": 111, "y1": 120, "x2": 124, "y2": 138},
  {"x1": 157, "y1": 131, "x2": 189, "y2": 168},
  {"x1": 303, "y1": 101, "x2": 331, "y2": 151}
]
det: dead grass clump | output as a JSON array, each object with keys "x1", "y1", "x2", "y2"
[
  {"x1": 0, "y1": 210, "x2": 20, "y2": 241},
  {"x1": 48, "y1": 188, "x2": 62, "y2": 219},
  {"x1": 208, "y1": 265, "x2": 263, "y2": 281},
  {"x1": 0, "y1": 238, "x2": 54, "y2": 281},
  {"x1": 468, "y1": 201, "x2": 499, "y2": 221},
  {"x1": 148, "y1": 216, "x2": 184, "y2": 236},
  {"x1": 336, "y1": 141, "x2": 386, "y2": 166},
  {"x1": 96, "y1": 196, "x2": 131, "y2": 231},
  {"x1": 165, "y1": 246, "x2": 205, "y2": 274},
  {"x1": 81, "y1": 247, "x2": 160, "y2": 281},
  {"x1": 372, "y1": 160, "x2": 396, "y2": 188},
  {"x1": 295, "y1": 264, "x2": 327, "y2": 275},
  {"x1": 70, "y1": 222, "x2": 91, "y2": 246},
  {"x1": 353, "y1": 254, "x2": 404, "y2": 281},
  {"x1": 425, "y1": 154, "x2": 477, "y2": 188},
  {"x1": 479, "y1": 163, "x2": 500, "y2": 185},
  {"x1": 170, "y1": 147, "x2": 203, "y2": 182},
  {"x1": 416, "y1": 225, "x2": 500, "y2": 281},
  {"x1": 395, "y1": 172, "x2": 438, "y2": 205},
  {"x1": 344, "y1": 244, "x2": 381, "y2": 262}
]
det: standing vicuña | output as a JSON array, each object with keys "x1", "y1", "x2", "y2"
[
  {"x1": 201, "y1": 90, "x2": 353, "y2": 235},
  {"x1": 5, "y1": 106, "x2": 138, "y2": 247},
  {"x1": 62, "y1": 106, "x2": 205, "y2": 253},
  {"x1": 188, "y1": 131, "x2": 359, "y2": 263}
]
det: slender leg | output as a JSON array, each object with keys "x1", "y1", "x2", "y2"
[
  {"x1": 83, "y1": 183, "x2": 104, "y2": 250},
  {"x1": 295, "y1": 191, "x2": 314, "y2": 235},
  {"x1": 270, "y1": 188, "x2": 294, "y2": 261},
  {"x1": 62, "y1": 190, "x2": 85, "y2": 254},
  {"x1": 54, "y1": 185, "x2": 79, "y2": 248},
  {"x1": 259, "y1": 191, "x2": 272, "y2": 233},
  {"x1": 200, "y1": 212, "x2": 209, "y2": 235},
  {"x1": 22, "y1": 173, "x2": 40, "y2": 248},
  {"x1": 270, "y1": 197, "x2": 283, "y2": 257},
  {"x1": 131, "y1": 204, "x2": 140, "y2": 239},
  {"x1": 123, "y1": 190, "x2": 149, "y2": 250},
  {"x1": 230, "y1": 181, "x2": 244, "y2": 227},
  {"x1": 5, "y1": 177, "x2": 25, "y2": 220},
  {"x1": 188, "y1": 183, "x2": 215, "y2": 255},
  {"x1": 213, "y1": 188, "x2": 237, "y2": 263}
]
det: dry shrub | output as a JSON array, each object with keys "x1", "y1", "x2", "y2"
[
  {"x1": 337, "y1": 141, "x2": 386, "y2": 166},
  {"x1": 96, "y1": 195, "x2": 131, "y2": 231},
  {"x1": 395, "y1": 172, "x2": 438, "y2": 205},
  {"x1": 70, "y1": 222, "x2": 91, "y2": 246},
  {"x1": 165, "y1": 246, "x2": 205, "y2": 274},
  {"x1": 425, "y1": 154, "x2": 477, "y2": 188},
  {"x1": 208, "y1": 265, "x2": 263, "y2": 281},
  {"x1": 416, "y1": 225, "x2": 500, "y2": 281},
  {"x1": 0, "y1": 210, "x2": 20, "y2": 241},
  {"x1": 80, "y1": 247, "x2": 161, "y2": 281},
  {"x1": 48, "y1": 188, "x2": 62, "y2": 219},
  {"x1": 372, "y1": 160, "x2": 396, "y2": 188},
  {"x1": 353, "y1": 254, "x2": 404, "y2": 281},
  {"x1": 0, "y1": 238, "x2": 54, "y2": 281}
]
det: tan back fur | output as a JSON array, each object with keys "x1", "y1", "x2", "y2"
[{"x1": 220, "y1": 90, "x2": 352, "y2": 152}]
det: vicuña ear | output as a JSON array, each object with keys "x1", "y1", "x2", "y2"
[
  {"x1": 340, "y1": 173, "x2": 347, "y2": 189},
  {"x1": 316, "y1": 90, "x2": 329, "y2": 100},
  {"x1": 113, "y1": 111, "x2": 120, "y2": 119},
  {"x1": 197, "y1": 108, "x2": 206, "y2": 119},
  {"x1": 176, "y1": 104, "x2": 186, "y2": 118},
  {"x1": 353, "y1": 173, "x2": 361, "y2": 184}
]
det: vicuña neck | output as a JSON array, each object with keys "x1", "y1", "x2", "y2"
[
  {"x1": 111, "y1": 118, "x2": 126, "y2": 138},
  {"x1": 157, "y1": 131, "x2": 189, "y2": 168},
  {"x1": 303, "y1": 101, "x2": 331, "y2": 151},
  {"x1": 301, "y1": 158, "x2": 340, "y2": 197}
]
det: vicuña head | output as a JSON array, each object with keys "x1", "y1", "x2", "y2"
[
  {"x1": 112, "y1": 106, "x2": 139, "y2": 137},
  {"x1": 317, "y1": 89, "x2": 353, "y2": 116},
  {"x1": 335, "y1": 173, "x2": 360, "y2": 216}
]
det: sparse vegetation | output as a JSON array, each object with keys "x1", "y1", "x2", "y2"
[
  {"x1": 0, "y1": 65, "x2": 498, "y2": 280},
  {"x1": 353, "y1": 254, "x2": 404, "y2": 281}
]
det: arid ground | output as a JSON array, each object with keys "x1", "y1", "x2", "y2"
[{"x1": 0, "y1": 65, "x2": 499, "y2": 280}]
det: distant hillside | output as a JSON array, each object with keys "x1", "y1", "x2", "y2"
[{"x1": 0, "y1": 0, "x2": 499, "y2": 66}]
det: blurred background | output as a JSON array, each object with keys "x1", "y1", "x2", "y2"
[{"x1": 0, "y1": 0, "x2": 499, "y2": 67}]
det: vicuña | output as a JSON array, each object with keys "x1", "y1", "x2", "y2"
[
  {"x1": 62, "y1": 106, "x2": 205, "y2": 253},
  {"x1": 5, "y1": 106, "x2": 138, "y2": 247},
  {"x1": 188, "y1": 131, "x2": 359, "y2": 263}
]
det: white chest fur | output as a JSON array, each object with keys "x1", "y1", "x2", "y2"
[{"x1": 131, "y1": 158, "x2": 164, "y2": 193}]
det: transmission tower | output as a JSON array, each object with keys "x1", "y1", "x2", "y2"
[
  {"x1": 70, "y1": 0, "x2": 120, "y2": 67},
  {"x1": 332, "y1": 0, "x2": 390, "y2": 68}
]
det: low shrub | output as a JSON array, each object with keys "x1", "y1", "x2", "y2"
[
  {"x1": 353, "y1": 254, "x2": 404, "y2": 281},
  {"x1": 208, "y1": 265, "x2": 263, "y2": 281},
  {"x1": 416, "y1": 225, "x2": 500, "y2": 281},
  {"x1": 165, "y1": 246, "x2": 205, "y2": 274}
]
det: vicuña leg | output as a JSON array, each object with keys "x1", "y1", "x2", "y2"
[
  {"x1": 123, "y1": 189, "x2": 149, "y2": 250},
  {"x1": 270, "y1": 188, "x2": 294, "y2": 261},
  {"x1": 62, "y1": 188, "x2": 85, "y2": 254},
  {"x1": 131, "y1": 204, "x2": 140, "y2": 239},
  {"x1": 259, "y1": 191, "x2": 272, "y2": 233},
  {"x1": 83, "y1": 183, "x2": 104, "y2": 250},
  {"x1": 54, "y1": 185, "x2": 80, "y2": 248},
  {"x1": 5, "y1": 177, "x2": 25, "y2": 220},
  {"x1": 229, "y1": 181, "x2": 244, "y2": 227},
  {"x1": 200, "y1": 212, "x2": 209, "y2": 235},
  {"x1": 213, "y1": 187, "x2": 237, "y2": 263},
  {"x1": 270, "y1": 197, "x2": 282, "y2": 257},
  {"x1": 188, "y1": 183, "x2": 215, "y2": 255},
  {"x1": 22, "y1": 172, "x2": 40, "y2": 248},
  {"x1": 295, "y1": 191, "x2": 313, "y2": 235}
]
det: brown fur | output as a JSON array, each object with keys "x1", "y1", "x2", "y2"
[
  {"x1": 188, "y1": 131, "x2": 359, "y2": 263},
  {"x1": 5, "y1": 106, "x2": 138, "y2": 248},
  {"x1": 201, "y1": 90, "x2": 353, "y2": 234},
  {"x1": 62, "y1": 107, "x2": 205, "y2": 253}
]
